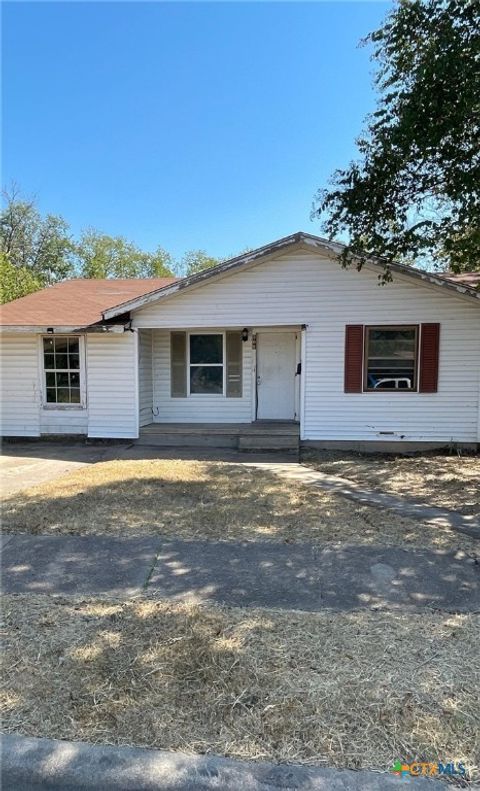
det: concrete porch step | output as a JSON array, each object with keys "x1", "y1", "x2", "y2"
[
  {"x1": 136, "y1": 433, "x2": 238, "y2": 449},
  {"x1": 136, "y1": 422, "x2": 300, "y2": 452},
  {"x1": 238, "y1": 434, "x2": 299, "y2": 451}
]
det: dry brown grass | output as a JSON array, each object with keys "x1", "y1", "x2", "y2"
[
  {"x1": 302, "y1": 450, "x2": 480, "y2": 517},
  {"x1": 2, "y1": 595, "x2": 478, "y2": 779},
  {"x1": 1, "y1": 458, "x2": 477, "y2": 553}
]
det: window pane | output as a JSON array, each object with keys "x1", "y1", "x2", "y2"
[
  {"x1": 68, "y1": 338, "x2": 79, "y2": 354},
  {"x1": 55, "y1": 354, "x2": 68, "y2": 369},
  {"x1": 368, "y1": 328, "x2": 416, "y2": 359},
  {"x1": 367, "y1": 364, "x2": 415, "y2": 389},
  {"x1": 46, "y1": 372, "x2": 56, "y2": 388},
  {"x1": 69, "y1": 354, "x2": 80, "y2": 370},
  {"x1": 44, "y1": 354, "x2": 55, "y2": 370},
  {"x1": 46, "y1": 388, "x2": 57, "y2": 403},
  {"x1": 190, "y1": 334, "x2": 223, "y2": 364},
  {"x1": 57, "y1": 388, "x2": 71, "y2": 403},
  {"x1": 43, "y1": 338, "x2": 55, "y2": 353},
  {"x1": 54, "y1": 337, "x2": 68, "y2": 353},
  {"x1": 366, "y1": 327, "x2": 416, "y2": 390},
  {"x1": 190, "y1": 365, "x2": 223, "y2": 394},
  {"x1": 56, "y1": 372, "x2": 69, "y2": 387},
  {"x1": 70, "y1": 388, "x2": 81, "y2": 403},
  {"x1": 70, "y1": 372, "x2": 80, "y2": 387}
]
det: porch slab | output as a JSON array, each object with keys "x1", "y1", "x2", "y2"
[{"x1": 136, "y1": 421, "x2": 300, "y2": 451}]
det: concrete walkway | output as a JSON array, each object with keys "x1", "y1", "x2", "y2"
[
  {"x1": 1, "y1": 733, "x2": 445, "y2": 791},
  {"x1": 2, "y1": 534, "x2": 479, "y2": 612},
  {"x1": 247, "y1": 460, "x2": 480, "y2": 538}
]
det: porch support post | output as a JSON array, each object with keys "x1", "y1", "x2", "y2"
[
  {"x1": 300, "y1": 326, "x2": 307, "y2": 441},
  {"x1": 133, "y1": 328, "x2": 140, "y2": 439}
]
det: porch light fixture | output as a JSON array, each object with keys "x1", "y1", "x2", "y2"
[{"x1": 241, "y1": 328, "x2": 249, "y2": 342}]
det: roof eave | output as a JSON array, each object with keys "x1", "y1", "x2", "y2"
[
  {"x1": 0, "y1": 325, "x2": 85, "y2": 333},
  {"x1": 0, "y1": 318, "x2": 132, "y2": 334},
  {"x1": 100, "y1": 231, "x2": 480, "y2": 320}
]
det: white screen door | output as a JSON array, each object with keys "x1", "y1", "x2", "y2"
[{"x1": 256, "y1": 332, "x2": 296, "y2": 420}]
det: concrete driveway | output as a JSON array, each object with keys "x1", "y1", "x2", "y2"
[{"x1": 0, "y1": 442, "x2": 125, "y2": 496}]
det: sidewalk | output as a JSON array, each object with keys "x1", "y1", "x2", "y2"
[{"x1": 2, "y1": 533, "x2": 479, "y2": 612}]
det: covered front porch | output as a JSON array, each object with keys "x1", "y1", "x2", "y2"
[
  {"x1": 136, "y1": 420, "x2": 300, "y2": 451},
  {"x1": 137, "y1": 326, "x2": 303, "y2": 447}
]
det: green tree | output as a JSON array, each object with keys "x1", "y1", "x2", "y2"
[
  {"x1": 1, "y1": 186, "x2": 74, "y2": 287},
  {"x1": 0, "y1": 252, "x2": 41, "y2": 304},
  {"x1": 179, "y1": 250, "x2": 220, "y2": 277},
  {"x1": 75, "y1": 229, "x2": 174, "y2": 278},
  {"x1": 315, "y1": 0, "x2": 480, "y2": 276}
]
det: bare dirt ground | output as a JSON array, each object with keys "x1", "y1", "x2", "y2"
[
  {"x1": 302, "y1": 450, "x2": 480, "y2": 518},
  {"x1": 2, "y1": 458, "x2": 477, "y2": 553},
  {"x1": 2, "y1": 595, "x2": 478, "y2": 779}
]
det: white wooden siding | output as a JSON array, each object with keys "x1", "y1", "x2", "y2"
[
  {"x1": 0, "y1": 334, "x2": 40, "y2": 436},
  {"x1": 138, "y1": 329, "x2": 153, "y2": 427},
  {"x1": 40, "y1": 409, "x2": 88, "y2": 435},
  {"x1": 151, "y1": 329, "x2": 253, "y2": 423},
  {"x1": 87, "y1": 333, "x2": 139, "y2": 438},
  {"x1": 133, "y1": 251, "x2": 480, "y2": 443}
]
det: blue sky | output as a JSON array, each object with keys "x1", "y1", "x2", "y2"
[{"x1": 3, "y1": 1, "x2": 391, "y2": 260}]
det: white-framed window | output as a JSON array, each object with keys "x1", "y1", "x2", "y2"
[
  {"x1": 364, "y1": 325, "x2": 418, "y2": 391},
  {"x1": 188, "y1": 332, "x2": 225, "y2": 395},
  {"x1": 41, "y1": 335, "x2": 85, "y2": 406}
]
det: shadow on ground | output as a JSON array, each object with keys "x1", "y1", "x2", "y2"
[
  {"x1": 3, "y1": 456, "x2": 477, "y2": 554},
  {"x1": 2, "y1": 596, "x2": 478, "y2": 779},
  {"x1": 2, "y1": 534, "x2": 479, "y2": 613}
]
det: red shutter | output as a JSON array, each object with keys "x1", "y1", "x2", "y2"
[
  {"x1": 419, "y1": 323, "x2": 440, "y2": 393},
  {"x1": 344, "y1": 325, "x2": 364, "y2": 393}
]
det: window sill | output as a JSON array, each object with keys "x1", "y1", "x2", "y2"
[
  {"x1": 42, "y1": 404, "x2": 86, "y2": 411},
  {"x1": 187, "y1": 394, "x2": 226, "y2": 398}
]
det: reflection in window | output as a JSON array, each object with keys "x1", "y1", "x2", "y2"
[
  {"x1": 365, "y1": 327, "x2": 417, "y2": 391},
  {"x1": 189, "y1": 334, "x2": 223, "y2": 394}
]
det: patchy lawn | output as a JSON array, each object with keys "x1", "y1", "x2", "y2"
[
  {"x1": 2, "y1": 595, "x2": 478, "y2": 779},
  {"x1": 302, "y1": 450, "x2": 480, "y2": 518},
  {"x1": 1, "y1": 458, "x2": 477, "y2": 553}
]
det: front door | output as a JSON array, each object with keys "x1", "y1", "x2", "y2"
[{"x1": 256, "y1": 332, "x2": 297, "y2": 420}]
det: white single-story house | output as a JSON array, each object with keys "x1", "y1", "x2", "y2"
[{"x1": 1, "y1": 232, "x2": 479, "y2": 451}]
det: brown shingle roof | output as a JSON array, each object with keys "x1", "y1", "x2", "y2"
[
  {"x1": 443, "y1": 272, "x2": 480, "y2": 289},
  {"x1": 0, "y1": 278, "x2": 177, "y2": 328}
]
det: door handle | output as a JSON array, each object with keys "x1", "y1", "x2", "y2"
[{"x1": 257, "y1": 375, "x2": 262, "y2": 385}]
